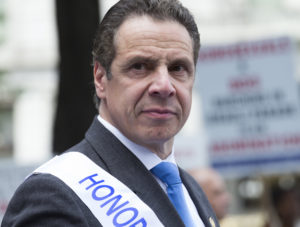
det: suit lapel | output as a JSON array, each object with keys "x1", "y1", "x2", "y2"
[{"x1": 84, "y1": 118, "x2": 185, "y2": 227}]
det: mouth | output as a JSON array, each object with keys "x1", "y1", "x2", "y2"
[{"x1": 141, "y1": 108, "x2": 176, "y2": 120}]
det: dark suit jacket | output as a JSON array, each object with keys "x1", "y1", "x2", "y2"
[{"x1": 1, "y1": 118, "x2": 219, "y2": 227}]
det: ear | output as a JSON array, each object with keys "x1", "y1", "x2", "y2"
[{"x1": 94, "y1": 61, "x2": 107, "y2": 99}]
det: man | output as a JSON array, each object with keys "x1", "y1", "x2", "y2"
[
  {"x1": 2, "y1": 0, "x2": 219, "y2": 226},
  {"x1": 189, "y1": 168, "x2": 230, "y2": 221}
]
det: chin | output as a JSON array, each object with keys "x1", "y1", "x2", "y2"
[{"x1": 147, "y1": 133, "x2": 175, "y2": 144}]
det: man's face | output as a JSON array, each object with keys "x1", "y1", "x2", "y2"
[
  {"x1": 94, "y1": 15, "x2": 195, "y2": 155},
  {"x1": 205, "y1": 177, "x2": 230, "y2": 220}
]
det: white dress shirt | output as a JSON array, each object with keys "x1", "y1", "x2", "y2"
[{"x1": 97, "y1": 115, "x2": 205, "y2": 227}]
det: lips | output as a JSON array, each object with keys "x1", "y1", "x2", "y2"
[{"x1": 141, "y1": 108, "x2": 176, "y2": 119}]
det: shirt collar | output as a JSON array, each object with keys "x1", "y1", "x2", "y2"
[{"x1": 97, "y1": 115, "x2": 176, "y2": 170}]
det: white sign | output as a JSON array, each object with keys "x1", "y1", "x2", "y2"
[{"x1": 196, "y1": 37, "x2": 300, "y2": 177}]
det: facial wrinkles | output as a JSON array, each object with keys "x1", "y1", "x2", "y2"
[
  {"x1": 115, "y1": 18, "x2": 193, "y2": 51},
  {"x1": 114, "y1": 39, "x2": 194, "y2": 80},
  {"x1": 120, "y1": 35, "x2": 191, "y2": 56},
  {"x1": 113, "y1": 17, "x2": 194, "y2": 74},
  {"x1": 134, "y1": 33, "x2": 190, "y2": 48},
  {"x1": 112, "y1": 17, "x2": 193, "y2": 120}
]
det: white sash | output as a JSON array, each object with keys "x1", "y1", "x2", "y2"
[{"x1": 33, "y1": 152, "x2": 164, "y2": 227}]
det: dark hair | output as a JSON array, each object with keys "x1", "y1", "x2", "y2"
[{"x1": 92, "y1": 0, "x2": 200, "y2": 107}]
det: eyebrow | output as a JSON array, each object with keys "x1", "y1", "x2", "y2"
[
  {"x1": 120, "y1": 54, "x2": 194, "y2": 73},
  {"x1": 125, "y1": 56, "x2": 159, "y2": 67}
]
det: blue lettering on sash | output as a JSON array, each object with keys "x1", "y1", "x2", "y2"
[
  {"x1": 130, "y1": 218, "x2": 147, "y2": 227},
  {"x1": 92, "y1": 185, "x2": 114, "y2": 201},
  {"x1": 113, "y1": 207, "x2": 138, "y2": 227},
  {"x1": 79, "y1": 173, "x2": 104, "y2": 190},
  {"x1": 79, "y1": 173, "x2": 147, "y2": 226},
  {"x1": 101, "y1": 195, "x2": 129, "y2": 216}
]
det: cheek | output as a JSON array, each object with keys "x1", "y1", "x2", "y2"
[
  {"x1": 116, "y1": 85, "x2": 145, "y2": 115},
  {"x1": 128, "y1": 81, "x2": 149, "y2": 105},
  {"x1": 177, "y1": 86, "x2": 193, "y2": 116}
]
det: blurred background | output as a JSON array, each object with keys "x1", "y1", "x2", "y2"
[{"x1": 0, "y1": 0, "x2": 300, "y2": 226}]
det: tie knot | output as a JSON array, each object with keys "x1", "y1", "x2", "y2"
[{"x1": 151, "y1": 162, "x2": 181, "y2": 186}]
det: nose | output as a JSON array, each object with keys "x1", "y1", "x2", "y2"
[{"x1": 148, "y1": 67, "x2": 176, "y2": 98}]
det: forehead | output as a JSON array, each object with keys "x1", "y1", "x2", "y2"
[{"x1": 114, "y1": 15, "x2": 193, "y2": 54}]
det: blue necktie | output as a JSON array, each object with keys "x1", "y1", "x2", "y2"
[{"x1": 151, "y1": 162, "x2": 195, "y2": 227}]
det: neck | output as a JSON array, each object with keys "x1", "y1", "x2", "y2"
[{"x1": 145, "y1": 138, "x2": 174, "y2": 160}]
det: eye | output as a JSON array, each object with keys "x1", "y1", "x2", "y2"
[
  {"x1": 131, "y1": 63, "x2": 145, "y2": 70},
  {"x1": 127, "y1": 62, "x2": 150, "y2": 77},
  {"x1": 168, "y1": 59, "x2": 193, "y2": 80},
  {"x1": 170, "y1": 65, "x2": 185, "y2": 72},
  {"x1": 169, "y1": 63, "x2": 189, "y2": 78}
]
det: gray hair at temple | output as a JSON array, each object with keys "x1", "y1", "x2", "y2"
[{"x1": 92, "y1": 0, "x2": 200, "y2": 107}]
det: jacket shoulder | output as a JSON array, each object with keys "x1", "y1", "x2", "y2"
[{"x1": 2, "y1": 173, "x2": 100, "y2": 227}]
